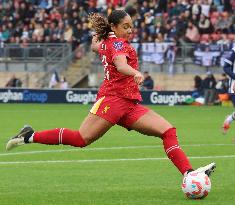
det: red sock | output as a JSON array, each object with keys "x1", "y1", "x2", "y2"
[
  {"x1": 33, "y1": 128, "x2": 87, "y2": 147},
  {"x1": 162, "y1": 128, "x2": 192, "y2": 175}
]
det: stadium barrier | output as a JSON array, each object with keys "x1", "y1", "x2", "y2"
[{"x1": 0, "y1": 88, "x2": 193, "y2": 106}]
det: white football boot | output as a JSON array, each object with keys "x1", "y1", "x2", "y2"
[
  {"x1": 6, "y1": 125, "x2": 34, "y2": 151},
  {"x1": 190, "y1": 162, "x2": 216, "y2": 177}
]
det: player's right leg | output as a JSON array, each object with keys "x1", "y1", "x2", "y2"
[
  {"x1": 6, "y1": 113, "x2": 113, "y2": 151},
  {"x1": 222, "y1": 112, "x2": 235, "y2": 134}
]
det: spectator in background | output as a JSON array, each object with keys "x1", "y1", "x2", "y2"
[
  {"x1": 64, "y1": 24, "x2": 73, "y2": 42},
  {"x1": 59, "y1": 75, "x2": 69, "y2": 89},
  {"x1": 223, "y1": 0, "x2": 232, "y2": 13},
  {"x1": 73, "y1": 23, "x2": 83, "y2": 46},
  {"x1": 142, "y1": 71, "x2": 154, "y2": 90},
  {"x1": 215, "y1": 12, "x2": 233, "y2": 34},
  {"x1": 39, "y1": 0, "x2": 53, "y2": 10},
  {"x1": 201, "y1": 0, "x2": 211, "y2": 17},
  {"x1": 190, "y1": 0, "x2": 202, "y2": 21},
  {"x1": 70, "y1": 11, "x2": 82, "y2": 28},
  {"x1": 49, "y1": 8, "x2": 62, "y2": 22},
  {"x1": 191, "y1": 14, "x2": 199, "y2": 27},
  {"x1": 169, "y1": 1, "x2": 181, "y2": 18},
  {"x1": 192, "y1": 75, "x2": 203, "y2": 98},
  {"x1": 49, "y1": 71, "x2": 60, "y2": 88},
  {"x1": 202, "y1": 71, "x2": 217, "y2": 105},
  {"x1": 215, "y1": 73, "x2": 229, "y2": 104},
  {"x1": 216, "y1": 73, "x2": 229, "y2": 94},
  {"x1": 155, "y1": 0, "x2": 168, "y2": 13},
  {"x1": 5, "y1": 74, "x2": 22, "y2": 88},
  {"x1": 166, "y1": 45, "x2": 177, "y2": 75},
  {"x1": 217, "y1": 34, "x2": 230, "y2": 49},
  {"x1": 183, "y1": 21, "x2": 200, "y2": 43},
  {"x1": 33, "y1": 23, "x2": 44, "y2": 38},
  {"x1": 201, "y1": 46, "x2": 214, "y2": 71},
  {"x1": 198, "y1": 14, "x2": 213, "y2": 34}
]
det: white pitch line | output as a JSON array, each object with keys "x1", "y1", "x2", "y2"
[
  {"x1": 0, "y1": 144, "x2": 234, "y2": 157},
  {"x1": 0, "y1": 155, "x2": 235, "y2": 165}
]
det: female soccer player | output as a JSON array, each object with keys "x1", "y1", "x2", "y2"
[{"x1": 6, "y1": 10, "x2": 215, "y2": 177}]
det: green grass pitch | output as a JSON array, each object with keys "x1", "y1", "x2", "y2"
[{"x1": 0, "y1": 104, "x2": 235, "y2": 205}]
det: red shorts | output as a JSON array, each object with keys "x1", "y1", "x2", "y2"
[{"x1": 90, "y1": 96, "x2": 149, "y2": 129}]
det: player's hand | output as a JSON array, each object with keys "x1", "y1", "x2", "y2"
[
  {"x1": 91, "y1": 33, "x2": 101, "y2": 53},
  {"x1": 134, "y1": 72, "x2": 144, "y2": 85},
  {"x1": 92, "y1": 33, "x2": 99, "y2": 43}
]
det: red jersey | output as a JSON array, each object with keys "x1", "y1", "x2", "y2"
[{"x1": 97, "y1": 33, "x2": 142, "y2": 101}]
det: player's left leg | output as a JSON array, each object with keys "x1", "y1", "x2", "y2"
[{"x1": 127, "y1": 108, "x2": 216, "y2": 176}]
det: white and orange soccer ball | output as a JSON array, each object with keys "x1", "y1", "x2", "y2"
[{"x1": 182, "y1": 172, "x2": 211, "y2": 199}]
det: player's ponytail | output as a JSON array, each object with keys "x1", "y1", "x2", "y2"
[
  {"x1": 89, "y1": 13, "x2": 111, "y2": 40},
  {"x1": 89, "y1": 10, "x2": 128, "y2": 40}
]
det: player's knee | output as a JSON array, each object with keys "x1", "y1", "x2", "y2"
[
  {"x1": 63, "y1": 130, "x2": 88, "y2": 148},
  {"x1": 161, "y1": 127, "x2": 177, "y2": 139},
  {"x1": 75, "y1": 132, "x2": 88, "y2": 148}
]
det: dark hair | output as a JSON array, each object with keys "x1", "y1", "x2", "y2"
[{"x1": 89, "y1": 10, "x2": 128, "y2": 40}]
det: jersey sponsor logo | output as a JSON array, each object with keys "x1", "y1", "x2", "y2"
[{"x1": 113, "y1": 41, "x2": 123, "y2": 51}]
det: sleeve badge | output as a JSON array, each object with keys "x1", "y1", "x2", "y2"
[{"x1": 113, "y1": 41, "x2": 124, "y2": 51}]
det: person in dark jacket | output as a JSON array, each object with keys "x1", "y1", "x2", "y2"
[
  {"x1": 202, "y1": 71, "x2": 217, "y2": 105},
  {"x1": 142, "y1": 71, "x2": 154, "y2": 90},
  {"x1": 192, "y1": 75, "x2": 203, "y2": 98}
]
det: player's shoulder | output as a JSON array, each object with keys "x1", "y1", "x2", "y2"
[{"x1": 107, "y1": 37, "x2": 129, "y2": 52}]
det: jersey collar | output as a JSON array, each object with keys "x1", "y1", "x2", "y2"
[{"x1": 109, "y1": 32, "x2": 117, "y2": 38}]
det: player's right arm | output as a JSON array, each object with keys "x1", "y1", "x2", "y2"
[
  {"x1": 113, "y1": 55, "x2": 144, "y2": 85},
  {"x1": 223, "y1": 48, "x2": 235, "y2": 79}
]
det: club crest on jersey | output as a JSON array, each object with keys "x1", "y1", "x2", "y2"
[
  {"x1": 102, "y1": 105, "x2": 110, "y2": 114},
  {"x1": 113, "y1": 41, "x2": 123, "y2": 51}
]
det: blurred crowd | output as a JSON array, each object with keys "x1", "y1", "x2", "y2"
[
  {"x1": 192, "y1": 71, "x2": 229, "y2": 105},
  {"x1": 0, "y1": 0, "x2": 234, "y2": 50}
]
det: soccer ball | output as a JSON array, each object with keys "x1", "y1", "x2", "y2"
[{"x1": 182, "y1": 172, "x2": 211, "y2": 199}]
